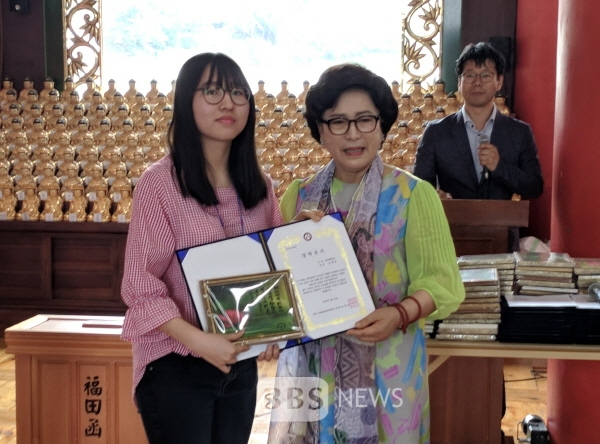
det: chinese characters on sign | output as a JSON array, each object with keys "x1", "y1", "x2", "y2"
[{"x1": 83, "y1": 376, "x2": 103, "y2": 438}]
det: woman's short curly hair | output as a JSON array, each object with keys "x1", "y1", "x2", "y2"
[{"x1": 304, "y1": 64, "x2": 398, "y2": 141}]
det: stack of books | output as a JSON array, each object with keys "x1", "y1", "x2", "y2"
[
  {"x1": 457, "y1": 253, "x2": 516, "y2": 296},
  {"x1": 514, "y1": 252, "x2": 577, "y2": 296},
  {"x1": 424, "y1": 320, "x2": 437, "y2": 338},
  {"x1": 499, "y1": 294, "x2": 576, "y2": 343},
  {"x1": 573, "y1": 258, "x2": 600, "y2": 294},
  {"x1": 572, "y1": 293, "x2": 600, "y2": 344},
  {"x1": 436, "y1": 268, "x2": 501, "y2": 341}
]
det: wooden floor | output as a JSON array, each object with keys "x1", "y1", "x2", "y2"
[{"x1": 0, "y1": 343, "x2": 546, "y2": 444}]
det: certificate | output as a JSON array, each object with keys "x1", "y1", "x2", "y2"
[{"x1": 177, "y1": 213, "x2": 375, "y2": 358}]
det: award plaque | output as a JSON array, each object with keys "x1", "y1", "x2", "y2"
[{"x1": 200, "y1": 270, "x2": 304, "y2": 345}]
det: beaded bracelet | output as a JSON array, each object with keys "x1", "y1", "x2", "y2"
[
  {"x1": 405, "y1": 295, "x2": 422, "y2": 321},
  {"x1": 391, "y1": 303, "x2": 409, "y2": 334}
]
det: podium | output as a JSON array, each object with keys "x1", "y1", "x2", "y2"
[{"x1": 429, "y1": 199, "x2": 529, "y2": 444}]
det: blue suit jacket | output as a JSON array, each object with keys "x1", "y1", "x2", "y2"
[{"x1": 413, "y1": 111, "x2": 543, "y2": 200}]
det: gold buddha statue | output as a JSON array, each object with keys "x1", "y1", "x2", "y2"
[
  {"x1": 86, "y1": 163, "x2": 109, "y2": 195},
  {"x1": 57, "y1": 149, "x2": 79, "y2": 177},
  {"x1": 111, "y1": 187, "x2": 133, "y2": 223},
  {"x1": 32, "y1": 147, "x2": 54, "y2": 176},
  {"x1": 167, "y1": 80, "x2": 176, "y2": 105},
  {"x1": 66, "y1": 106, "x2": 86, "y2": 131},
  {"x1": 5, "y1": 117, "x2": 25, "y2": 145},
  {"x1": 2, "y1": 102, "x2": 20, "y2": 129},
  {"x1": 152, "y1": 93, "x2": 168, "y2": 116},
  {"x1": 298, "y1": 124, "x2": 316, "y2": 150},
  {"x1": 379, "y1": 141, "x2": 395, "y2": 164},
  {"x1": 122, "y1": 133, "x2": 141, "y2": 162},
  {"x1": 110, "y1": 164, "x2": 133, "y2": 196},
  {"x1": 87, "y1": 188, "x2": 111, "y2": 222},
  {"x1": 130, "y1": 92, "x2": 148, "y2": 118},
  {"x1": 64, "y1": 91, "x2": 84, "y2": 120},
  {"x1": 82, "y1": 77, "x2": 99, "y2": 110},
  {"x1": 267, "y1": 154, "x2": 285, "y2": 181},
  {"x1": 268, "y1": 108, "x2": 285, "y2": 135},
  {"x1": 432, "y1": 80, "x2": 447, "y2": 107},
  {"x1": 146, "y1": 79, "x2": 162, "y2": 106},
  {"x1": 136, "y1": 109, "x2": 155, "y2": 133},
  {"x1": 77, "y1": 135, "x2": 98, "y2": 162},
  {"x1": 435, "y1": 106, "x2": 446, "y2": 120},
  {"x1": 128, "y1": 150, "x2": 148, "y2": 182},
  {"x1": 81, "y1": 152, "x2": 102, "y2": 180},
  {"x1": 16, "y1": 185, "x2": 40, "y2": 221},
  {"x1": 108, "y1": 93, "x2": 128, "y2": 119},
  {"x1": 259, "y1": 136, "x2": 278, "y2": 165},
  {"x1": 391, "y1": 150, "x2": 404, "y2": 170},
  {"x1": 407, "y1": 108, "x2": 424, "y2": 135},
  {"x1": 94, "y1": 120, "x2": 113, "y2": 146},
  {"x1": 254, "y1": 80, "x2": 268, "y2": 109},
  {"x1": 53, "y1": 135, "x2": 73, "y2": 162},
  {"x1": 282, "y1": 137, "x2": 302, "y2": 164},
  {"x1": 25, "y1": 117, "x2": 45, "y2": 142},
  {"x1": 494, "y1": 92, "x2": 511, "y2": 115},
  {"x1": 103, "y1": 79, "x2": 119, "y2": 106},
  {"x1": 112, "y1": 107, "x2": 132, "y2": 132},
  {"x1": 40, "y1": 184, "x2": 64, "y2": 221},
  {"x1": 290, "y1": 108, "x2": 306, "y2": 134},
  {"x1": 398, "y1": 94, "x2": 413, "y2": 121},
  {"x1": 31, "y1": 132, "x2": 51, "y2": 158},
  {"x1": 307, "y1": 144, "x2": 327, "y2": 169},
  {"x1": 104, "y1": 151, "x2": 126, "y2": 178},
  {"x1": 156, "y1": 106, "x2": 173, "y2": 133},
  {"x1": 392, "y1": 122, "x2": 409, "y2": 153},
  {"x1": 0, "y1": 184, "x2": 17, "y2": 221},
  {"x1": 260, "y1": 94, "x2": 277, "y2": 119},
  {"x1": 89, "y1": 105, "x2": 109, "y2": 132},
  {"x1": 296, "y1": 80, "x2": 310, "y2": 107},
  {"x1": 390, "y1": 80, "x2": 402, "y2": 103},
  {"x1": 60, "y1": 77, "x2": 75, "y2": 103},
  {"x1": 275, "y1": 122, "x2": 292, "y2": 148},
  {"x1": 42, "y1": 90, "x2": 61, "y2": 118},
  {"x1": 0, "y1": 77, "x2": 14, "y2": 103},
  {"x1": 71, "y1": 119, "x2": 93, "y2": 147},
  {"x1": 14, "y1": 161, "x2": 36, "y2": 189},
  {"x1": 420, "y1": 93, "x2": 436, "y2": 121},
  {"x1": 255, "y1": 121, "x2": 268, "y2": 149},
  {"x1": 292, "y1": 155, "x2": 313, "y2": 179},
  {"x1": 1, "y1": 90, "x2": 18, "y2": 118},
  {"x1": 37, "y1": 163, "x2": 60, "y2": 193},
  {"x1": 409, "y1": 79, "x2": 425, "y2": 107},
  {"x1": 0, "y1": 163, "x2": 13, "y2": 188},
  {"x1": 45, "y1": 106, "x2": 64, "y2": 131},
  {"x1": 282, "y1": 94, "x2": 297, "y2": 119},
  {"x1": 139, "y1": 120, "x2": 157, "y2": 147},
  {"x1": 61, "y1": 164, "x2": 84, "y2": 195},
  {"x1": 124, "y1": 79, "x2": 138, "y2": 105},
  {"x1": 275, "y1": 81, "x2": 290, "y2": 105},
  {"x1": 49, "y1": 118, "x2": 69, "y2": 146},
  {"x1": 18, "y1": 77, "x2": 37, "y2": 107},
  {"x1": 21, "y1": 92, "x2": 41, "y2": 121},
  {"x1": 443, "y1": 92, "x2": 460, "y2": 115},
  {"x1": 64, "y1": 185, "x2": 88, "y2": 222},
  {"x1": 146, "y1": 134, "x2": 166, "y2": 164}
]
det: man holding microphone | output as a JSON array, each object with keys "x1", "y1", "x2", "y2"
[{"x1": 414, "y1": 42, "x2": 543, "y2": 202}]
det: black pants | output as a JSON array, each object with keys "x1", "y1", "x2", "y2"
[{"x1": 136, "y1": 353, "x2": 257, "y2": 444}]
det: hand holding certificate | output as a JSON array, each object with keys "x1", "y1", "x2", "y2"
[{"x1": 177, "y1": 213, "x2": 375, "y2": 358}]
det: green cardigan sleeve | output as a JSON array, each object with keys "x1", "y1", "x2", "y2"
[
  {"x1": 279, "y1": 179, "x2": 303, "y2": 223},
  {"x1": 405, "y1": 179, "x2": 465, "y2": 319}
]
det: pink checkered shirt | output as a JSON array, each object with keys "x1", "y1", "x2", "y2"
[{"x1": 121, "y1": 155, "x2": 283, "y2": 392}]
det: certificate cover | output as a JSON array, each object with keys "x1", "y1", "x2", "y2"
[{"x1": 176, "y1": 213, "x2": 375, "y2": 359}]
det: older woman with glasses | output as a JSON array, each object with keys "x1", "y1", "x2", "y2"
[{"x1": 268, "y1": 64, "x2": 464, "y2": 444}]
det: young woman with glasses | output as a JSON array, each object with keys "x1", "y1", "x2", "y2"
[
  {"x1": 121, "y1": 53, "x2": 282, "y2": 444},
  {"x1": 268, "y1": 64, "x2": 464, "y2": 443}
]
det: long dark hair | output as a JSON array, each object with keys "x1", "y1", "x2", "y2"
[{"x1": 169, "y1": 53, "x2": 267, "y2": 208}]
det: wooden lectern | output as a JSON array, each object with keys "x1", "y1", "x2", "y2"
[{"x1": 429, "y1": 199, "x2": 529, "y2": 444}]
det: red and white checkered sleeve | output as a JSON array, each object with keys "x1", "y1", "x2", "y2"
[{"x1": 121, "y1": 170, "x2": 182, "y2": 340}]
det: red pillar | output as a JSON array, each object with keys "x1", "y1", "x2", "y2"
[
  {"x1": 547, "y1": 1, "x2": 600, "y2": 443},
  {"x1": 514, "y1": 0, "x2": 558, "y2": 242}
]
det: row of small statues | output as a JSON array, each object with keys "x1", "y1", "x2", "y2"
[{"x1": 0, "y1": 74, "x2": 507, "y2": 222}]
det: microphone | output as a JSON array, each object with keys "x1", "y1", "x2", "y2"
[
  {"x1": 589, "y1": 282, "x2": 600, "y2": 303},
  {"x1": 478, "y1": 134, "x2": 490, "y2": 179}
]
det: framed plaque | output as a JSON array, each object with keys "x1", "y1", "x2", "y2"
[{"x1": 200, "y1": 270, "x2": 304, "y2": 345}]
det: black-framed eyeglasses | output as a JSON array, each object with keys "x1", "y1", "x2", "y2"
[
  {"x1": 321, "y1": 115, "x2": 380, "y2": 135},
  {"x1": 460, "y1": 72, "x2": 496, "y2": 84},
  {"x1": 197, "y1": 84, "x2": 250, "y2": 106}
]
